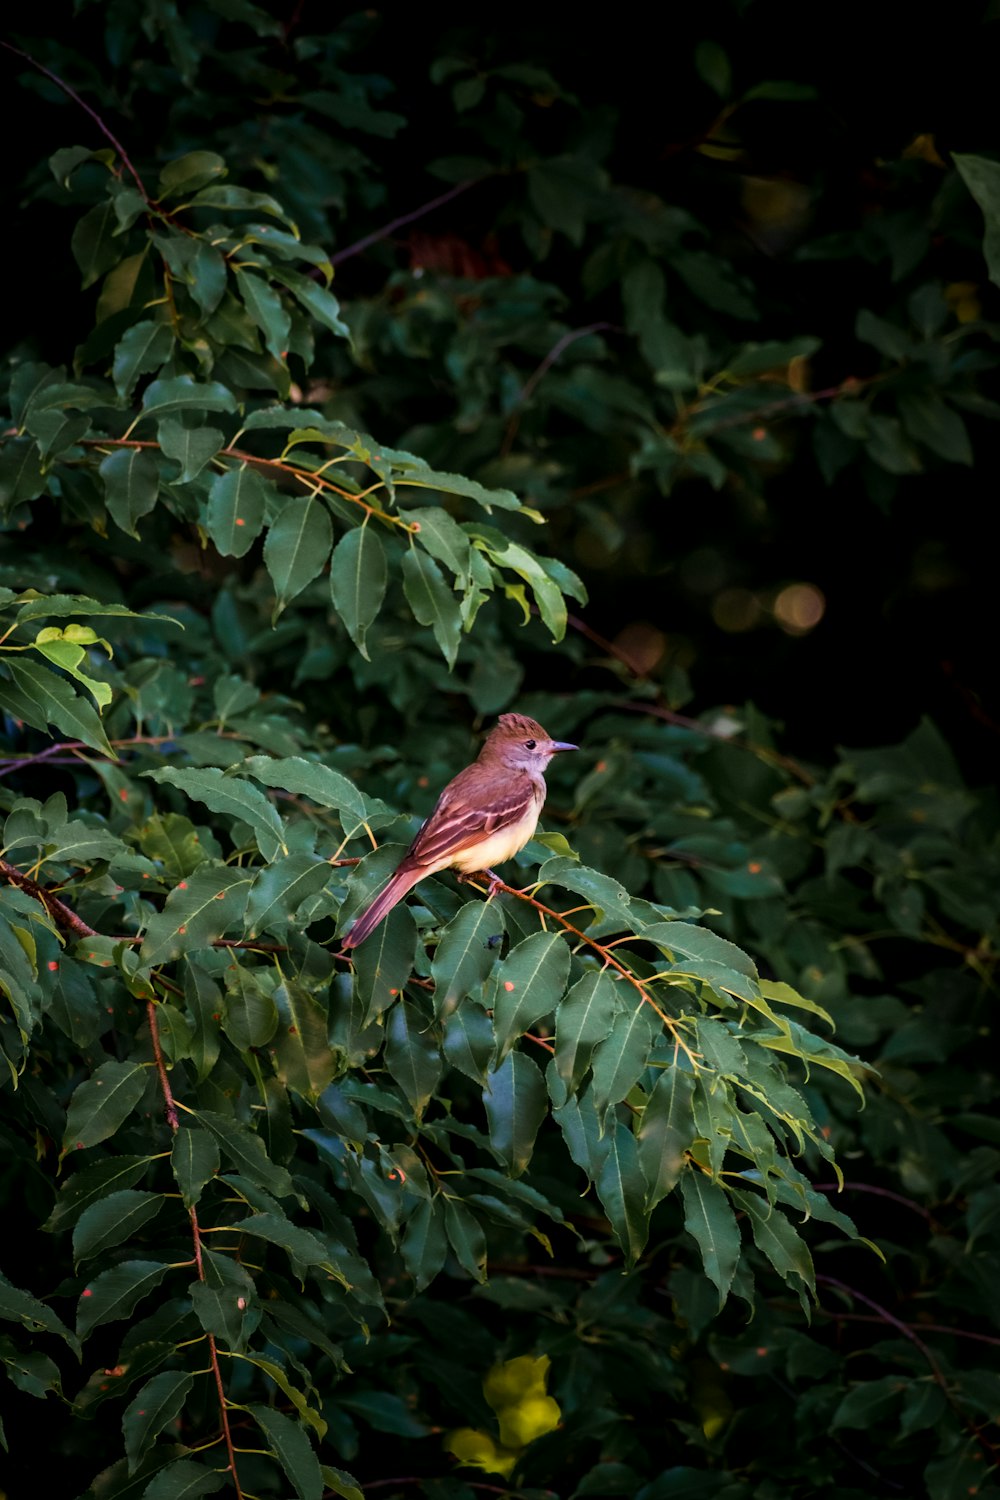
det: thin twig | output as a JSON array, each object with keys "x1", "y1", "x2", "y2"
[
  {"x1": 812, "y1": 1181, "x2": 935, "y2": 1224},
  {"x1": 811, "y1": 1307, "x2": 1000, "y2": 1350},
  {"x1": 817, "y1": 1275, "x2": 999, "y2": 1464},
  {"x1": 330, "y1": 177, "x2": 483, "y2": 266},
  {"x1": 485, "y1": 875, "x2": 699, "y2": 1067},
  {"x1": 502, "y1": 322, "x2": 616, "y2": 456},
  {"x1": 0, "y1": 857, "x2": 98, "y2": 937},
  {"x1": 515, "y1": 323, "x2": 617, "y2": 409},
  {"x1": 146, "y1": 996, "x2": 244, "y2": 1496},
  {"x1": 81, "y1": 437, "x2": 413, "y2": 530},
  {"x1": 0, "y1": 40, "x2": 148, "y2": 200}
]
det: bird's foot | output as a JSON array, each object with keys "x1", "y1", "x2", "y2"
[{"x1": 456, "y1": 868, "x2": 508, "y2": 898}]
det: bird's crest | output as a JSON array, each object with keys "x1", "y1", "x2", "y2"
[{"x1": 495, "y1": 712, "x2": 548, "y2": 739}]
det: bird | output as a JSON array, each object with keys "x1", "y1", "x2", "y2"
[{"x1": 340, "y1": 713, "x2": 578, "y2": 949}]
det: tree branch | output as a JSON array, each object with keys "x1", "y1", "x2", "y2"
[
  {"x1": 330, "y1": 176, "x2": 484, "y2": 267},
  {"x1": 0, "y1": 40, "x2": 149, "y2": 200}
]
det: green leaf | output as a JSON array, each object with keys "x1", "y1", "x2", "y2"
[
  {"x1": 30, "y1": 635, "x2": 112, "y2": 711},
  {"x1": 171, "y1": 1127, "x2": 220, "y2": 1209},
  {"x1": 744, "y1": 79, "x2": 817, "y2": 101},
  {"x1": 73, "y1": 1189, "x2": 165, "y2": 1265},
  {"x1": 442, "y1": 1002, "x2": 496, "y2": 1085},
  {"x1": 329, "y1": 525, "x2": 387, "y2": 661},
  {"x1": 188, "y1": 240, "x2": 228, "y2": 316},
  {"x1": 239, "y1": 755, "x2": 370, "y2": 829},
  {"x1": 758, "y1": 978, "x2": 833, "y2": 1031},
  {"x1": 263, "y1": 497, "x2": 333, "y2": 616},
  {"x1": 271, "y1": 978, "x2": 337, "y2": 1100},
  {"x1": 0, "y1": 1270, "x2": 81, "y2": 1355},
  {"x1": 25, "y1": 408, "x2": 92, "y2": 461},
  {"x1": 637, "y1": 1066, "x2": 696, "y2": 1210},
  {"x1": 404, "y1": 507, "x2": 473, "y2": 585},
  {"x1": 401, "y1": 1198, "x2": 448, "y2": 1291},
  {"x1": 468, "y1": 526, "x2": 572, "y2": 639},
  {"x1": 41, "y1": 818, "x2": 123, "y2": 865},
  {"x1": 158, "y1": 419, "x2": 224, "y2": 483},
  {"x1": 732, "y1": 1189, "x2": 815, "y2": 1293},
  {"x1": 554, "y1": 970, "x2": 619, "y2": 1093},
  {"x1": 431, "y1": 900, "x2": 504, "y2": 1018},
  {"x1": 123, "y1": 1370, "x2": 194, "y2": 1473},
  {"x1": 223, "y1": 965, "x2": 278, "y2": 1050},
  {"x1": 396, "y1": 466, "x2": 523, "y2": 515},
  {"x1": 754, "y1": 1018, "x2": 866, "y2": 1102},
  {"x1": 44, "y1": 1156, "x2": 151, "y2": 1233},
  {"x1": 0, "y1": 656, "x2": 115, "y2": 758},
  {"x1": 189, "y1": 184, "x2": 296, "y2": 225},
  {"x1": 157, "y1": 150, "x2": 227, "y2": 199},
  {"x1": 228, "y1": 1212, "x2": 335, "y2": 1273},
  {"x1": 590, "y1": 1004, "x2": 658, "y2": 1122},
  {"x1": 384, "y1": 1000, "x2": 442, "y2": 1119},
  {"x1": 273, "y1": 266, "x2": 350, "y2": 339},
  {"x1": 443, "y1": 1198, "x2": 488, "y2": 1282},
  {"x1": 196, "y1": 1110, "x2": 294, "y2": 1198},
  {"x1": 727, "y1": 337, "x2": 821, "y2": 377},
  {"x1": 142, "y1": 1459, "x2": 226, "y2": 1498},
  {"x1": 898, "y1": 393, "x2": 973, "y2": 466},
  {"x1": 528, "y1": 156, "x2": 601, "y2": 243},
  {"x1": 0, "y1": 436, "x2": 46, "y2": 515},
  {"x1": 402, "y1": 548, "x2": 462, "y2": 667},
  {"x1": 138, "y1": 865, "x2": 255, "y2": 968},
  {"x1": 595, "y1": 1116, "x2": 650, "y2": 1266},
  {"x1": 490, "y1": 930, "x2": 569, "y2": 1064},
  {"x1": 144, "y1": 766, "x2": 285, "y2": 859},
  {"x1": 321, "y1": 1469, "x2": 363, "y2": 1500},
  {"x1": 71, "y1": 200, "x2": 120, "y2": 288},
  {"x1": 233, "y1": 1352, "x2": 326, "y2": 1436},
  {"x1": 244, "y1": 854, "x2": 331, "y2": 936},
  {"x1": 353, "y1": 904, "x2": 417, "y2": 1024},
  {"x1": 679, "y1": 1172, "x2": 740, "y2": 1308},
  {"x1": 247, "y1": 1403, "x2": 323, "y2": 1500},
  {"x1": 954, "y1": 153, "x2": 1000, "y2": 288},
  {"x1": 641, "y1": 921, "x2": 758, "y2": 979},
  {"x1": 483, "y1": 1050, "x2": 548, "y2": 1177},
  {"x1": 189, "y1": 1247, "x2": 259, "y2": 1351},
  {"x1": 235, "y1": 268, "x2": 292, "y2": 361},
  {"x1": 63, "y1": 1060, "x2": 148, "y2": 1154},
  {"x1": 50, "y1": 145, "x2": 98, "y2": 187},
  {"x1": 140, "y1": 376, "x2": 238, "y2": 420},
  {"x1": 12, "y1": 593, "x2": 181, "y2": 628},
  {"x1": 77, "y1": 1260, "x2": 172, "y2": 1338},
  {"x1": 113, "y1": 322, "x2": 175, "y2": 399},
  {"x1": 205, "y1": 463, "x2": 271, "y2": 556}
]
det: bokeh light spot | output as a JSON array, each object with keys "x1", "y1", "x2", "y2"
[
  {"x1": 712, "y1": 588, "x2": 763, "y2": 633},
  {"x1": 773, "y1": 583, "x2": 825, "y2": 635}
]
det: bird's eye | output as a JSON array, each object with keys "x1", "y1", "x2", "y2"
[{"x1": 524, "y1": 739, "x2": 537, "y2": 750}]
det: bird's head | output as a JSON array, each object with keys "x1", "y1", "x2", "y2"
[{"x1": 480, "y1": 713, "x2": 578, "y2": 772}]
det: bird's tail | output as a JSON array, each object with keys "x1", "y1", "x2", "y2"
[{"x1": 341, "y1": 865, "x2": 424, "y2": 949}]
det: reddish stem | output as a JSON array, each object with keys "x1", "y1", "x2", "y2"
[
  {"x1": 817, "y1": 1275, "x2": 999, "y2": 1464},
  {"x1": 145, "y1": 995, "x2": 244, "y2": 1496},
  {"x1": 329, "y1": 177, "x2": 483, "y2": 266}
]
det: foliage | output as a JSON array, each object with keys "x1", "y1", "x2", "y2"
[{"x1": 1, "y1": 7, "x2": 999, "y2": 1500}]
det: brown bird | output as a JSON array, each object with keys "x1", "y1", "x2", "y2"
[{"x1": 341, "y1": 713, "x2": 578, "y2": 948}]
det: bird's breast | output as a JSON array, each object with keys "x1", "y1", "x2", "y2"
[{"x1": 449, "y1": 797, "x2": 542, "y2": 874}]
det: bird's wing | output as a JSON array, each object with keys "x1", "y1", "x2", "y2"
[{"x1": 405, "y1": 770, "x2": 539, "y2": 869}]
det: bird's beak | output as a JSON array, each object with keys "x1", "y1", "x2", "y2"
[{"x1": 549, "y1": 740, "x2": 578, "y2": 753}]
